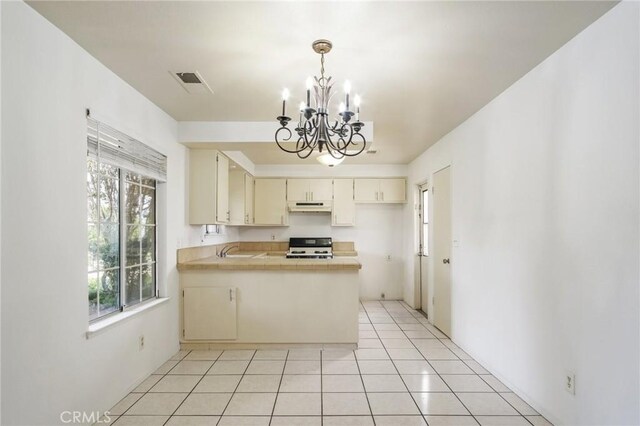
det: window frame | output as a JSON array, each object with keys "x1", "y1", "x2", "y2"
[{"x1": 87, "y1": 158, "x2": 159, "y2": 323}]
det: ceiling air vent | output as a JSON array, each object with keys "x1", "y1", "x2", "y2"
[
  {"x1": 170, "y1": 71, "x2": 213, "y2": 94},
  {"x1": 366, "y1": 149, "x2": 378, "y2": 154}
]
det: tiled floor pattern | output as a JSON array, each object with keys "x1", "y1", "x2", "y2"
[{"x1": 108, "y1": 301, "x2": 553, "y2": 426}]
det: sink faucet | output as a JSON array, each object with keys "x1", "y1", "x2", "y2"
[{"x1": 218, "y1": 244, "x2": 239, "y2": 258}]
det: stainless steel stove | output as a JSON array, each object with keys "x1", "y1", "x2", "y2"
[{"x1": 286, "y1": 237, "x2": 333, "y2": 259}]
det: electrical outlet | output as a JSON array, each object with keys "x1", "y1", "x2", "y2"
[
  {"x1": 139, "y1": 335, "x2": 145, "y2": 351},
  {"x1": 386, "y1": 254, "x2": 392, "y2": 261},
  {"x1": 271, "y1": 234, "x2": 276, "y2": 241},
  {"x1": 565, "y1": 372, "x2": 575, "y2": 395},
  {"x1": 381, "y1": 293, "x2": 385, "y2": 299}
]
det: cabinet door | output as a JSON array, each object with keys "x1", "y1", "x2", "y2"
[
  {"x1": 228, "y1": 170, "x2": 245, "y2": 225},
  {"x1": 255, "y1": 178, "x2": 288, "y2": 225},
  {"x1": 354, "y1": 179, "x2": 380, "y2": 202},
  {"x1": 189, "y1": 150, "x2": 217, "y2": 224},
  {"x1": 183, "y1": 287, "x2": 237, "y2": 340},
  {"x1": 215, "y1": 153, "x2": 230, "y2": 223},
  {"x1": 309, "y1": 179, "x2": 333, "y2": 201},
  {"x1": 332, "y1": 179, "x2": 355, "y2": 226},
  {"x1": 379, "y1": 178, "x2": 406, "y2": 203},
  {"x1": 287, "y1": 179, "x2": 309, "y2": 202},
  {"x1": 244, "y1": 173, "x2": 254, "y2": 224}
]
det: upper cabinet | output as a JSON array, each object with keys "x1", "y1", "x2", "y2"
[
  {"x1": 229, "y1": 170, "x2": 254, "y2": 225},
  {"x1": 354, "y1": 178, "x2": 406, "y2": 203},
  {"x1": 287, "y1": 179, "x2": 333, "y2": 202},
  {"x1": 254, "y1": 178, "x2": 288, "y2": 225},
  {"x1": 188, "y1": 149, "x2": 230, "y2": 225},
  {"x1": 333, "y1": 179, "x2": 355, "y2": 226}
]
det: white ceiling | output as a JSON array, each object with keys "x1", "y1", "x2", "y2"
[{"x1": 29, "y1": 1, "x2": 615, "y2": 165}]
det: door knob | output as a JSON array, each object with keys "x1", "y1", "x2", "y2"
[{"x1": 442, "y1": 258, "x2": 450, "y2": 264}]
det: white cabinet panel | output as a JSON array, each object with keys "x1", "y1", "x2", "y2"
[
  {"x1": 287, "y1": 179, "x2": 310, "y2": 202},
  {"x1": 332, "y1": 179, "x2": 355, "y2": 226},
  {"x1": 309, "y1": 179, "x2": 333, "y2": 201},
  {"x1": 354, "y1": 178, "x2": 406, "y2": 203},
  {"x1": 354, "y1": 179, "x2": 379, "y2": 202},
  {"x1": 216, "y1": 153, "x2": 229, "y2": 223},
  {"x1": 183, "y1": 287, "x2": 237, "y2": 340},
  {"x1": 189, "y1": 150, "x2": 231, "y2": 224},
  {"x1": 244, "y1": 174, "x2": 254, "y2": 224},
  {"x1": 254, "y1": 178, "x2": 288, "y2": 225},
  {"x1": 287, "y1": 179, "x2": 333, "y2": 202},
  {"x1": 379, "y1": 178, "x2": 406, "y2": 203}
]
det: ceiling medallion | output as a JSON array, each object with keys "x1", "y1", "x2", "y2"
[{"x1": 276, "y1": 39, "x2": 366, "y2": 165}]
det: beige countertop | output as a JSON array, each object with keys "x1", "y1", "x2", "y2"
[{"x1": 178, "y1": 252, "x2": 361, "y2": 271}]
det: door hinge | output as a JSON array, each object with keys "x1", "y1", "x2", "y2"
[
  {"x1": 182, "y1": 329, "x2": 185, "y2": 338},
  {"x1": 182, "y1": 290, "x2": 184, "y2": 297}
]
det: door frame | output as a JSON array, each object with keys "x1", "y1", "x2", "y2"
[{"x1": 417, "y1": 181, "x2": 429, "y2": 316}]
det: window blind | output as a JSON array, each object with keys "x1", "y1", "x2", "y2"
[{"x1": 87, "y1": 117, "x2": 167, "y2": 182}]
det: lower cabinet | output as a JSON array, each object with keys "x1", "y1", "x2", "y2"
[{"x1": 183, "y1": 287, "x2": 237, "y2": 340}]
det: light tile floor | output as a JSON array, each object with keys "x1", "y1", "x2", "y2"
[{"x1": 108, "y1": 301, "x2": 553, "y2": 426}]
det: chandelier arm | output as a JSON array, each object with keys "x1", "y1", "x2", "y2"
[
  {"x1": 295, "y1": 138, "x2": 315, "y2": 159},
  {"x1": 275, "y1": 127, "x2": 309, "y2": 154},
  {"x1": 336, "y1": 132, "x2": 367, "y2": 157}
]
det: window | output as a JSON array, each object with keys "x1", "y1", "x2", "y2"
[{"x1": 87, "y1": 117, "x2": 166, "y2": 321}]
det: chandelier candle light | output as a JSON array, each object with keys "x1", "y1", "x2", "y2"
[{"x1": 276, "y1": 39, "x2": 366, "y2": 165}]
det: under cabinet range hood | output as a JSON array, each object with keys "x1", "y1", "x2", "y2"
[{"x1": 288, "y1": 201, "x2": 333, "y2": 213}]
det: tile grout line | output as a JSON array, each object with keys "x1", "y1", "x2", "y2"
[
  {"x1": 382, "y1": 302, "x2": 483, "y2": 425},
  {"x1": 163, "y1": 349, "x2": 223, "y2": 426},
  {"x1": 320, "y1": 348, "x2": 323, "y2": 426},
  {"x1": 117, "y1": 349, "x2": 191, "y2": 423},
  {"x1": 408, "y1": 305, "x2": 541, "y2": 425},
  {"x1": 351, "y1": 319, "x2": 377, "y2": 426},
  {"x1": 392, "y1": 302, "x2": 537, "y2": 425},
  {"x1": 216, "y1": 349, "x2": 259, "y2": 424},
  {"x1": 268, "y1": 350, "x2": 290, "y2": 425},
  {"x1": 361, "y1": 302, "x2": 426, "y2": 424}
]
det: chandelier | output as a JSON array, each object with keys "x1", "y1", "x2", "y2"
[{"x1": 275, "y1": 39, "x2": 366, "y2": 163}]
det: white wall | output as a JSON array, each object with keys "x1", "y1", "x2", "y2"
[
  {"x1": 404, "y1": 3, "x2": 639, "y2": 425},
  {"x1": 0, "y1": 3, "x2": 223, "y2": 424}
]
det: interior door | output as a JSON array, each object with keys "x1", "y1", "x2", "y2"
[{"x1": 433, "y1": 166, "x2": 452, "y2": 337}]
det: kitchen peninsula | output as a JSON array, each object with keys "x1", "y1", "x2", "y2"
[{"x1": 177, "y1": 241, "x2": 361, "y2": 348}]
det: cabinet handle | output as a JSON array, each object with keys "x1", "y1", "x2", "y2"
[
  {"x1": 311, "y1": 192, "x2": 314, "y2": 201},
  {"x1": 281, "y1": 215, "x2": 284, "y2": 225},
  {"x1": 375, "y1": 192, "x2": 378, "y2": 201},
  {"x1": 381, "y1": 192, "x2": 384, "y2": 201},
  {"x1": 229, "y1": 289, "x2": 233, "y2": 301}
]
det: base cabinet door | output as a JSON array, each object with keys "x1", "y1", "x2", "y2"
[{"x1": 183, "y1": 287, "x2": 237, "y2": 340}]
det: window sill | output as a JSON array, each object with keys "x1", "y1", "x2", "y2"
[{"x1": 86, "y1": 297, "x2": 170, "y2": 339}]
